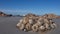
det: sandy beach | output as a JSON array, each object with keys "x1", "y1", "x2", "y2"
[{"x1": 0, "y1": 17, "x2": 60, "y2": 34}]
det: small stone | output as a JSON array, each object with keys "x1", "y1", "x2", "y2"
[{"x1": 23, "y1": 29, "x2": 27, "y2": 32}]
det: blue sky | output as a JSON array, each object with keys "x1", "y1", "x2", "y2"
[{"x1": 0, "y1": 0, "x2": 60, "y2": 15}]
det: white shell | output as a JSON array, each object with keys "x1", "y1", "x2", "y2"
[
  {"x1": 20, "y1": 19, "x2": 23, "y2": 23},
  {"x1": 50, "y1": 23, "x2": 56, "y2": 29},
  {"x1": 16, "y1": 22, "x2": 21, "y2": 27},
  {"x1": 37, "y1": 21, "x2": 43, "y2": 26},
  {"x1": 32, "y1": 24, "x2": 38, "y2": 32},
  {"x1": 29, "y1": 19, "x2": 33, "y2": 24},
  {"x1": 39, "y1": 26, "x2": 45, "y2": 30},
  {"x1": 45, "y1": 23, "x2": 51, "y2": 30},
  {"x1": 19, "y1": 24, "x2": 24, "y2": 30}
]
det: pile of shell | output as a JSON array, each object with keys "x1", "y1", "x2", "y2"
[{"x1": 16, "y1": 14, "x2": 57, "y2": 32}]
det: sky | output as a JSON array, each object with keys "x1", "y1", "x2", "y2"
[{"x1": 0, "y1": 0, "x2": 60, "y2": 15}]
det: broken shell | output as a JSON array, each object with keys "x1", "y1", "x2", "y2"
[
  {"x1": 37, "y1": 21, "x2": 44, "y2": 26},
  {"x1": 45, "y1": 23, "x2": 51, "y2": 30},
  {"x1": 39, "y1": 26, "x2": 45, "y2": 30},
  {"x1": 22, "y1": 17, "x2": 29, "y2": 25},
  {"x1": 29, "y1": 19, "x2": 34, "y2": 25},
  {"x1": 16, "y1": 22, "x2": 21, "y2": 27},
  {"x1": 44, "y1": 19, "x2": 49, "y2": 24},
  {"x1": 50, "y1": 23, "x2": 56, "y2": 29},
  {"x1": 16, "y1": 19, "x2": 23, "y2": 27},
  {"x1": 25, "y1": 23, "x2": 31, "y2": 31},
  {"x1": 19, "y1": 19, "x2": 23, "y2": 23},
  {"x1": 19, "y1": 24, "x2": 25, "y2": 30}
]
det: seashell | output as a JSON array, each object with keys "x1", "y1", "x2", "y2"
[
  {"x1": 19, "y1": 19, "x2": 23, "y2": 23},
  {"x1": 45, "y1": 23, "x2": 51, "y2": 30},
  {"x1": 39, "y1": 26, "x2": 45, "y2": 30},
  {"x1": 32, "y1": 24, "x2": 39, "y2": 32},
  {"x1": 19, "y1": 24, "x2": 25, "y2": 30},
  {"x1": 16, "y1": 22, "x2": 21, "y2": 27},
  {"x1": 22, "y1": 17, "x2": 29, "y2": 25},
  {"x1": 50, "y1": 23, "x2": 56, "y2": 29},
  {"x1": 37, "y1": 21, "x2": 44, "y2": 26},
  {"x1": 25, "y1": 23, "x2": 31, "y2": 31},
  {"x1": 29, "y1": 19, "x2": 34, "y2": 25},
  {"x1": 16, "y1": 19, "x2": 23, "y2": 26},
  {"x1": 44, "y1": 19, "x2": 49, "y2": 24}
]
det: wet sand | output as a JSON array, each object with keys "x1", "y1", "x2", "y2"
[{"x1": 0, "y1": 17, "x2": 60, "y2": 34}]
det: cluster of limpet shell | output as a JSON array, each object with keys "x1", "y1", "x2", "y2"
[{"x1": 16, "y1": 14, "x2": 57, "y2": 32}]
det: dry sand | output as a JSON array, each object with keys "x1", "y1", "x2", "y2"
[{"x1": 0, "y1": 17, "x2": 60, "y2": 34}]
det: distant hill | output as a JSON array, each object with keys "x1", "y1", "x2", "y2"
[
  {"x1": 0, "y1": 11, "x2": 60, "y2": 18},
  {"x1": 0, "y1": 11, "x2": 12, "y2": 17},
  {"x1": 0, "y1": 11, "x2": 24, "y2": 17},
  {"x1": 42, "y1": 14, "x2": 58, "y2": 19}
]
